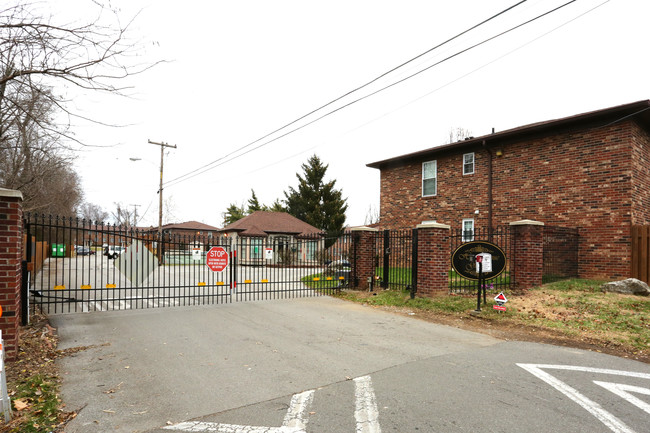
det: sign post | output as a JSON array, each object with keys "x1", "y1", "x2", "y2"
[
  {"x1": 206, "y1": 246, "x2": 229, "y2": 272},
  {"x1": 451, "y1": 241, "x2": 507, "y2": 314}
]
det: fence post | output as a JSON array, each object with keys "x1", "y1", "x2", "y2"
[
  {"x1": 350, "y1": 227, "x2": 378, "y2": 290},
  {"x1": 510, "y1": 219, "x2": 545, "y2": 291},
  {"x1": 0, "y1": 188, "x2": 24, "y2": 361},
  {"x1": 415, "y1": 222, "x2": 450, "y2": 297},
  {"x1": 382, "y1": 230, "x2": 390, "y2": 288}
]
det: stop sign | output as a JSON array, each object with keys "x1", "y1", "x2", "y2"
[{"x1": 206, "y1": 246, "x2": 229, "y2": 272}]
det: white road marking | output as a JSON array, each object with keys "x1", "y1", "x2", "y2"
[
  {"x1": 164, "y1": 389, "x2": 314, "y2": 433},
  {"x1": 354, "y1": 375, "x2": 382, "y2": 433},
  {"x1": 594, "y1": 381, "x2": 650, "y2": 415},
  {"x1": 518, "y1": 364, "x2": 650, "y2": 433}
]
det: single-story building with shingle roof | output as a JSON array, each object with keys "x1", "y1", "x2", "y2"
[{"x1": 220, "y1": 211, "x2": 324, "y2": 266}]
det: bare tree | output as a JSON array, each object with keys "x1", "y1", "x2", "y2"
[
  {"x1": 446, "y1": 127, "x2": 473, "y2": 144},
  {"x1": 78, "y1": 202, "x2": 109, "y2": 223},
  {"x1": 364, "y1": 204, "x2": 380, "y2": 226},
  {"x1": 111, "y1": 202, "x2": 134, "y2": 227},
  {"x1": 0, "y1": 1, "x2": 159, "y2": 213}
]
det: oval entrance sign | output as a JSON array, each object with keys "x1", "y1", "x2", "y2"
[
  {"x1": 451, "y1": 241, "x2": 506, "y2": 280},
  {"x1": 206, "y1": 246, "x2": 229, "y2": 272}
]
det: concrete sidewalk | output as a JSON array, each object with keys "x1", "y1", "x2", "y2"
[{"x1": 52, "y1": 296, "x2": 499, "y2": 433}]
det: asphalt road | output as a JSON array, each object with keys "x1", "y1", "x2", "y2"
[{"x1": 50, "y1": 296, "x2": 650, "y2": 433}]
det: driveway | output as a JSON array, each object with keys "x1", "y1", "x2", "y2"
[{"x1": 51, "y1": 296, "x2": 650, "y2": 433}]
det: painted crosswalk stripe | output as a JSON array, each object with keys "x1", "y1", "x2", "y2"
[
  {"x1": 354, "y1": 375, "x2": 382, "y2": 433},
  {"x1": 164, "y1": 389, "x2": 314, "y2": 433},
  {"x1": 518, "y1": 364, "x2": 650, "y2": 433}
]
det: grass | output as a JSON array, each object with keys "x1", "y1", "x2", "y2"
[
  {"x1": 7, "y1": 375, "x2": 63, "y2": 433},
  {"x1": 331, "y1": 278, "x2": 650, "y2": 356}
]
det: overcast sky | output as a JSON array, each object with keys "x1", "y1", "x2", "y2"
[{"x1": 54, "y1": 0, "x2": 649, "y2": 228}]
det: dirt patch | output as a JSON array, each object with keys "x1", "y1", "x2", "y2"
[{"x1": 349, "y1": 290, "x2": 650, "y2": 364}]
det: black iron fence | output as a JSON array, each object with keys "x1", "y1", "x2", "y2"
[
  {"x1": 543, "y1": 226, "x2": 579, "y2": 283},
  {"x1": 449, "y1": 226, "x2": 512, "y2": 294},
  {"x1": 372, "y1": 229, "x2": 417, "y2": 292},
  {"x1": 23, "y1": 214, "x2": 348, "y2": 315}
]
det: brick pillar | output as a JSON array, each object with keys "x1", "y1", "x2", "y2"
[
  {"x1": 0, "y1": 188, "x2": 23, "y2": 360},
  {"x1": 350, "y1": 227, "x2": 378, "y2": 290},
  {"x1": 510, "y1": 219, "x2": 544, "y2": 291},
  {"x1": 415, "y1": 222, "x2": 450, "y2": 297}
]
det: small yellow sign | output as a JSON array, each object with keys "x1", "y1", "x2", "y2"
[
  {"x1": 261, "y1": 279, "x2": 269, "y2": 283},
  {"x1": 81, "y1": 285, "x2": 91, "y2": 290},
  {"x1": 54, "y1": 285, "x2": 65, "y2": 291},
  {"x1": 106, "y1": 284, "x2": 116, "y2": 289},
  {"x1": 217, "y1": 282, "x2": 225, "y2": 286}
]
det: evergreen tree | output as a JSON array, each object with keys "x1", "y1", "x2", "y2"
[
  {"x1": 268, "y1": 199, "x2": 286, "y2": 213},
  {"x1": 247, "y1": 189, "x2": 264, "y2": 213},
  {"x1": 284, "y1": 155, "x2": 347, "y2": 243},
  {"x1": 223, "y1": 203, "x2": 246, "y2": 226}
]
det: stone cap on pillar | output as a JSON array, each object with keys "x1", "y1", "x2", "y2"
[
  {"x1": 416, "y1": 222, "x2": 450, "y2": 229},
  {"x1": 0, "y1": 188, "x2": 23, "y2": 200},
  {"x1": 509, "y1": 219, "x2": 544, "y2": 226},
  {"x1": 349, "y1": 226, "x2": 379, "y2": 232}
]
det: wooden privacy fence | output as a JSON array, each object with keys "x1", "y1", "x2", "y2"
[{"x1": 631, "y1": 225, "x2": 650, "y2": 284}]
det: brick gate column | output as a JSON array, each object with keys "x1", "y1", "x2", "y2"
[
  {"x1": 0, "y1": 188, "x2": 23, "y2": 360},
  {"x1": 350, "y1": 227, "x2": 378, "y2": 290},
  {"x1": 415, "y1": 222, "x2": 450, "y2": 297},
  {"x1": 510, "y1": 219, "x2": 544, "y2": 291}
]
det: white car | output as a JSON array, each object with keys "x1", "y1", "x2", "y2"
[{"x1": 104, "y1": 245, "x2": 125, "y2": 259}]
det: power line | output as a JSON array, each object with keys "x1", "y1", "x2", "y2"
[
  {"x1": 163, "y1": 0, "x2": 530, "y2": 188},
  {"x1": 165, "y1": 0, "x2": 580, "y2": 189}
]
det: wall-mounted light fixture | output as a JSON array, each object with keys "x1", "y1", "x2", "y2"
[{"x1": 495, "y1": 149, "x2": 503, "y2": 157}]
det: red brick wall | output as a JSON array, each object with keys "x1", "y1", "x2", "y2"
[
  {"x1": 415, "y1": 224, "x2": 450, "y2": 296},
  {"x1": 376, "y1": 121, "x2": 649, "y2": 280},
  {"x1": 510, "y1": 222, "x2": 544, "y2": 290},
  {"x1": 0, "y1": 191, "x2": 23, "y2": 360},
  {"x1": 350, "y1": 228, "x2": 378, "y2": 289},
  {"x1": 631, "y1": 124, "x2": 650, "y2": 225}
]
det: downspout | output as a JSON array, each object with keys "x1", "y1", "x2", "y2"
[{"x1": 482, "y1": 139, "x2": 494, "y2": 235}]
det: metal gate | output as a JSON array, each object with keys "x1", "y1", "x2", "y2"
[
  {"x1": 24, "y1": 214, "x2": 347, "y2": 315},
  {"x1": 372, "y1": 229, "x2": 417, "y2": 293}
]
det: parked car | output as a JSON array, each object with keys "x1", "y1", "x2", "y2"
[
  {"x1": 76, "y1": 247, "x2": 95, "y2": 256},
  {"x1": 104, "y1": 245, "x2": 125, "y2": 259}
]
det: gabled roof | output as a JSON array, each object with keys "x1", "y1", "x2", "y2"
[
  {"x1": 367, "y1": 99, "x2": 650, "y2": 169},
  {"x1": 221, "y1": 211, "x2": 323, "y2": 238},
  {"x1": 160, "y1": 221, "x2": 220, "y2": 231}
]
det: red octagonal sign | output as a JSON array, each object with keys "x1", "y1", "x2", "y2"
[{"x1": 206, "y1": 246, "x2": 229, "y2": 272}]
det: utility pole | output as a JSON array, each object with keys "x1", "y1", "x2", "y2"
[
  {"x1": 129, "y1": 204, "x2": 141, "y2": 227},
  {"x1": 148, "y1": 140, "x2": 177, "y2": 236}
]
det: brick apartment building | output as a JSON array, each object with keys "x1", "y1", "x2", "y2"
[{"x1": 367, "y1": 100, "x2": 650, "y2": 280}]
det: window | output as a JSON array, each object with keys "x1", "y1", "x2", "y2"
[
  {"x1": 251, "y1": 238, "x2": 263, "y2": 259},
  {"x1": 463, "y1": 153, "x2": 474, "y2": 175},
  {"x1": 422, "y1": 161, "x2": 437, "y2": 197},
  {"x1": 462, "y1": 219, "x2": 474, "y2": 242}
]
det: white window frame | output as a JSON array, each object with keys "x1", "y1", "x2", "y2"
[
  {"x1": 462, "y1": 219, "x2": 475, "y2": 242},
  {"x1": 463, "y1": 152, "x2": 475, "y2": 175},
  {"x1": 422, "y1": 160, "x2": 437, "y2": 197}
]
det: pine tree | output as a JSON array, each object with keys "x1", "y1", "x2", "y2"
[
  {"x1": 284, "y1": 155, "x2": 347, "y2": 243},
  {"x1": 223, "y1": 203, "x2": 246, "y2": 226},
  {"x1": 247, "y1": 189, "x2": 264, "y2": 213}
]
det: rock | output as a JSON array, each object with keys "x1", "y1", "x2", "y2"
[{"x1": 600, "y1": 278, "x2": 650, "y2": 296}]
